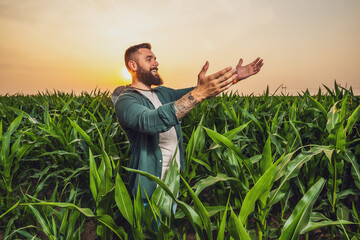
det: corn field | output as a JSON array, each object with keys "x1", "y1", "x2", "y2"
[{"x1": 0, "y1": 82, "x2": 359, "y2": 239}]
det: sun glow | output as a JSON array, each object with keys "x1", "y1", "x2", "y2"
[{"x1": 121, "y1": 67, "x2": 132, "y2": 80}]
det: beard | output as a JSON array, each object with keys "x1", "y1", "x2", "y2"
[{"x1": 137, "y1": 66, "x2": 163, "y2": 86}]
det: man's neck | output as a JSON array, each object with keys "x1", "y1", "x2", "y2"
[{"x1": 130, "y1": 78, "x2": 152, "y2": 91}]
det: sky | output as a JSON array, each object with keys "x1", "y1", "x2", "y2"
[{"x1": 1, "y1": 0, "x2": 360, "y2": 96}]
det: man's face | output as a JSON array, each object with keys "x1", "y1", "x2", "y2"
[{"x1": 135, "y1": 48, "x2": 163, "y2": 86}]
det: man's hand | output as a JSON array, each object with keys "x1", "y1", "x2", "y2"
[
  {"x1": 234, "y1": 58, "x2": 263, "y2": 83},
  {"x1": 174, "y1": 61, "x2": 237, "y2": 119},
  {"x1": 193, "y1": 61, "x2": 238, "y2": 101}
]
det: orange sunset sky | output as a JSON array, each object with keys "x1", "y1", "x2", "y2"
[{"x1": 1, "y1": 0, "x2": 360, "y2": 96}]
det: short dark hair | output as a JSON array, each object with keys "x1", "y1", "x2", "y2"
[{"x1": 124, "y1": 43, "x2": 152, "y2": 71}]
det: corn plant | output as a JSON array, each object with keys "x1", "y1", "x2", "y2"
[{"x1": 0, "y1": 82, "x2": 359, "y2": 239}]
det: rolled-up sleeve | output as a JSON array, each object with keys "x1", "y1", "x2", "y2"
[{"x1": 115, "y1": 93, "x2": 179, "y2": 134}]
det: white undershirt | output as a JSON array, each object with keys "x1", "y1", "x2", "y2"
[{"x1": 138, "y1": 90, "x2": 180, "y2": 180}]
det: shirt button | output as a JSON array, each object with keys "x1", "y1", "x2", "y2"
[{"x1": 159, "y1": 160, "x2": 162, "y2": 162}]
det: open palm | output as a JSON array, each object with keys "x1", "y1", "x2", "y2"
[{"x1": 236, "y1": 57, "x2": 263, "y2": 81}]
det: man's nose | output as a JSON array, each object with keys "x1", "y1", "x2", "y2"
[{"x1": 153, "y1": 60, "x2": 159, "y2": 67}]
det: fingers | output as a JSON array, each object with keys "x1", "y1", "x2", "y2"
[
  {"x1": 219, "y1": 71, "x2": 238, "y2": 88},
  {"x1": 209, "y1": 65, "x2": 233, "y2": 80},
  {"x1": 255, "y1": 59, "x2": 264, "y2": 72},
  {"x1": 220, "y1": 74, "x2": 238, "y2": 92},
  {"x1": 250, "y1": 58, "x2": 264, "y2": 75},
  {"x1": 237, "y1": 58, "x2": 243, "y2": 67},
  {"x1": 251, "y1": 57, "x2": 260, "y2": 66},
  {"x1": 253, "y1": 58, "x2": 263, "y2": 68},
  {"x1": 198, "y1": 61, "x2": 209, "y2": 79},
  {"x1": 211, "y1": 67, "x2": 237, "y2": 92}
]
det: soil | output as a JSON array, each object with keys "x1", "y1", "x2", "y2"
[{"x1": 81, "y1": 219, "x2": 97, "y2": 240}]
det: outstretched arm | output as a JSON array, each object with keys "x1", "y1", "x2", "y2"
[
  {"x1": 174, "y1": 61, "x2": 237, "y2": 119},
  {"x1": 234, "y1": 58, "x2": 264, "y2": 83}
]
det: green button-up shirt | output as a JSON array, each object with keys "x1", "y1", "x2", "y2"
[{"x1": 115, "y1": 86, "x2": 194, "y2": 198}]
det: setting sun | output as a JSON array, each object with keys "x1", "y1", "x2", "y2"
[{"x1": 121, "y1": 67, "x2": 132, "y2": 80}]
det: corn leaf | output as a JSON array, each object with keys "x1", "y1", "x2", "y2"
[
  {"x1": 193, "y1": 173, "x2": 240, "y2": 196},
  {"x1": 301, "y1": 219, "x2": 354, "y2": 234},
  {"x1": 96, "y1": 215, "x2": 128, "y2": 240},
  {"x1": 307, "y1": 94, "x2": 327, "y2": 117},
  {"x1": 28, "y1": 205, "x2": 52, "y2": 237},
  {"x1": 239, "y1": 158, "x2": 279, "y2": 225},
  {"x1": 326, "y1": 103, "x2": 340, "y2": 133},
  {"x1": 124, "y1": 166, "x2": 204, "y2": 239},
  {"x1": 152, "y1": 158, "x2": 180, "y2": 219},
  {"x1": 68, "y1": 118, "x2": 100, "y2": 153},
  {"x1": 269, "y1": 146, "x2": 327, "y2": 206},
  {"x1": 345, "y1": 104, "x2": 360, "y2": 135},
  {"x1": 89, "y1": 150, "x2": 100, "y2": 201},
  {"x1": 279, "y1": 178, "x2": 325, "y2": 240},
  {"x1": 217, "y1": 194, "x2": 230, "y2": 240},
  {"x1": 115, "y1": 173, "x2": 134, "y2": 224},
  {"x1": 229, "y1": 206, "x2": 251, "y2": 240},
  {"x1": 0, "y1": 200, "x2": 20, "y2": 220},
  {"x1": 204, "y1": 127, "x2": 256, "y2": 180},
  {"x1": 344, "y1": 150, "x2": 360, "y2": 190},
  {"x1": 260, "y1": 135, "x2": 272, "y2": 174},
  {"x1": 180, "y1": 174, "x2": 213, "y2": 240},
  {"x1": 1, "y1": 113, "x2": 23, "y2": 164}
]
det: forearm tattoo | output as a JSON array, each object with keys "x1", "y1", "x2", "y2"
[{"x1": 174, "y1": 92, "x2": 199, "y2": 119}]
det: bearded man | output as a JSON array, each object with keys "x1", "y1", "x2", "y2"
[{"x1": 114, "y1": 43, "x2": 263, "y2": 200}]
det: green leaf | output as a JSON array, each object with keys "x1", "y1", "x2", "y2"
[
  {"x1": 301, "y1": 212, "x2": 354, "y2": 234},
  {"x1": 307, "y1": 94, "x2": 327, "y2": 117},
  {"x1": 124, "y1": 167, "x2": 204, "y2": 238},
  {"x1": 22, "y1": 201, "x2": 127, "y2": 239},
  {"x1": 186, "y1": 115, "x2": 205, "y2": 161},
  {"x1": 28, "y1": 205, "x2": 52, "y2": 237},
  {"x1": 239, "y1": 158, "x2": 279, "y2": 225},
  {"x1": 115, "y1": 173, "x2": 134, "y2": 224},
  {"x1": 67, "y1": 209, "x2": 81, "y2": 239},
  {"x1": 191, "y1": 157, "x2": 212, "y2": 172},
  {"x1": 345, "y1": 104, "x2": 360, "y2": 135},
  {"x1": 49, "y1": 181, "x2": 59, "y2": 202},
  {"x1": 0, "y1": 200, "x2": 20, "y2": 219},
  {"x1": 260, "y1": 135, "x2": 272, "y2": 174},
  {"x1": 59, "y1": 209, "x2": 69, "y2": 235},
  {"x1": 240, "y1": 108, "x2": 264, "y2": 132},
  {"x1": 193, "y1": 173, "x2": 240, "y2": 196},
  {"x1": 96, "y1": 215, "x2": 128, "y2": 240},
  {"x1": 97, "y1": 152, "x2": 114, "y2": 197},
  {"x1": 229, "y1": 207, "x2": 251, "y2": 240},
  {"x1": 339, "y1": 94, "x2": 348, "y2": 122},
  {"x1": 326, "y1": 103, "x2": 340, "y2": 133},
  {"x1": 68, "y1": 118, "x2": 100, "y2": 153},
  {"x1": 289, "y1": 119, "x2": 303, "y2": 147},
  {"x1": 217, "y1": 194, "x2": 230, "y2": 240},
  {"x1": 335, "y1": 123, "x2": 346, "y2": 152},
  {"x1": 1, "y1": 113, "x2": 23, "y2": 165},
  {"x1": 223, "y1": 121, "x2": 251, "y2": 141},
  {"x1": 51, "y1": 216, "x2": 57, "y2": 238},
  {"x1": 152, "y1": 158, "x2": 180, "y2": 219},
  {"x1": 134, "y1": 184, "x2": 144, "y2": 230},
  {"x1": 89, "y1": 149, "x2": 100, "y2": 201},
  {"x1": 180, "y1": 174, "x2": 213, "y2": 240},
  {"x1": 279, "y1": 178, "x2": 325, "y2": 240},
  {"x1": 22, "y1": 202, "x2": 95, "y2": 217},
  {"x1": 204, "y1": 127, "x2": 257, "y2": 181},
  {"x1": 269, "y1": 146, "x2": 327, "y2": 206},
  {"x1": 344, "y1": 150, "x2": 360, "y2": 190}
]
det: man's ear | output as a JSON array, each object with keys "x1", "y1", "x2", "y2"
[{"x1": 128, "y1": 60, "x2": 137, "y2": 72}]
